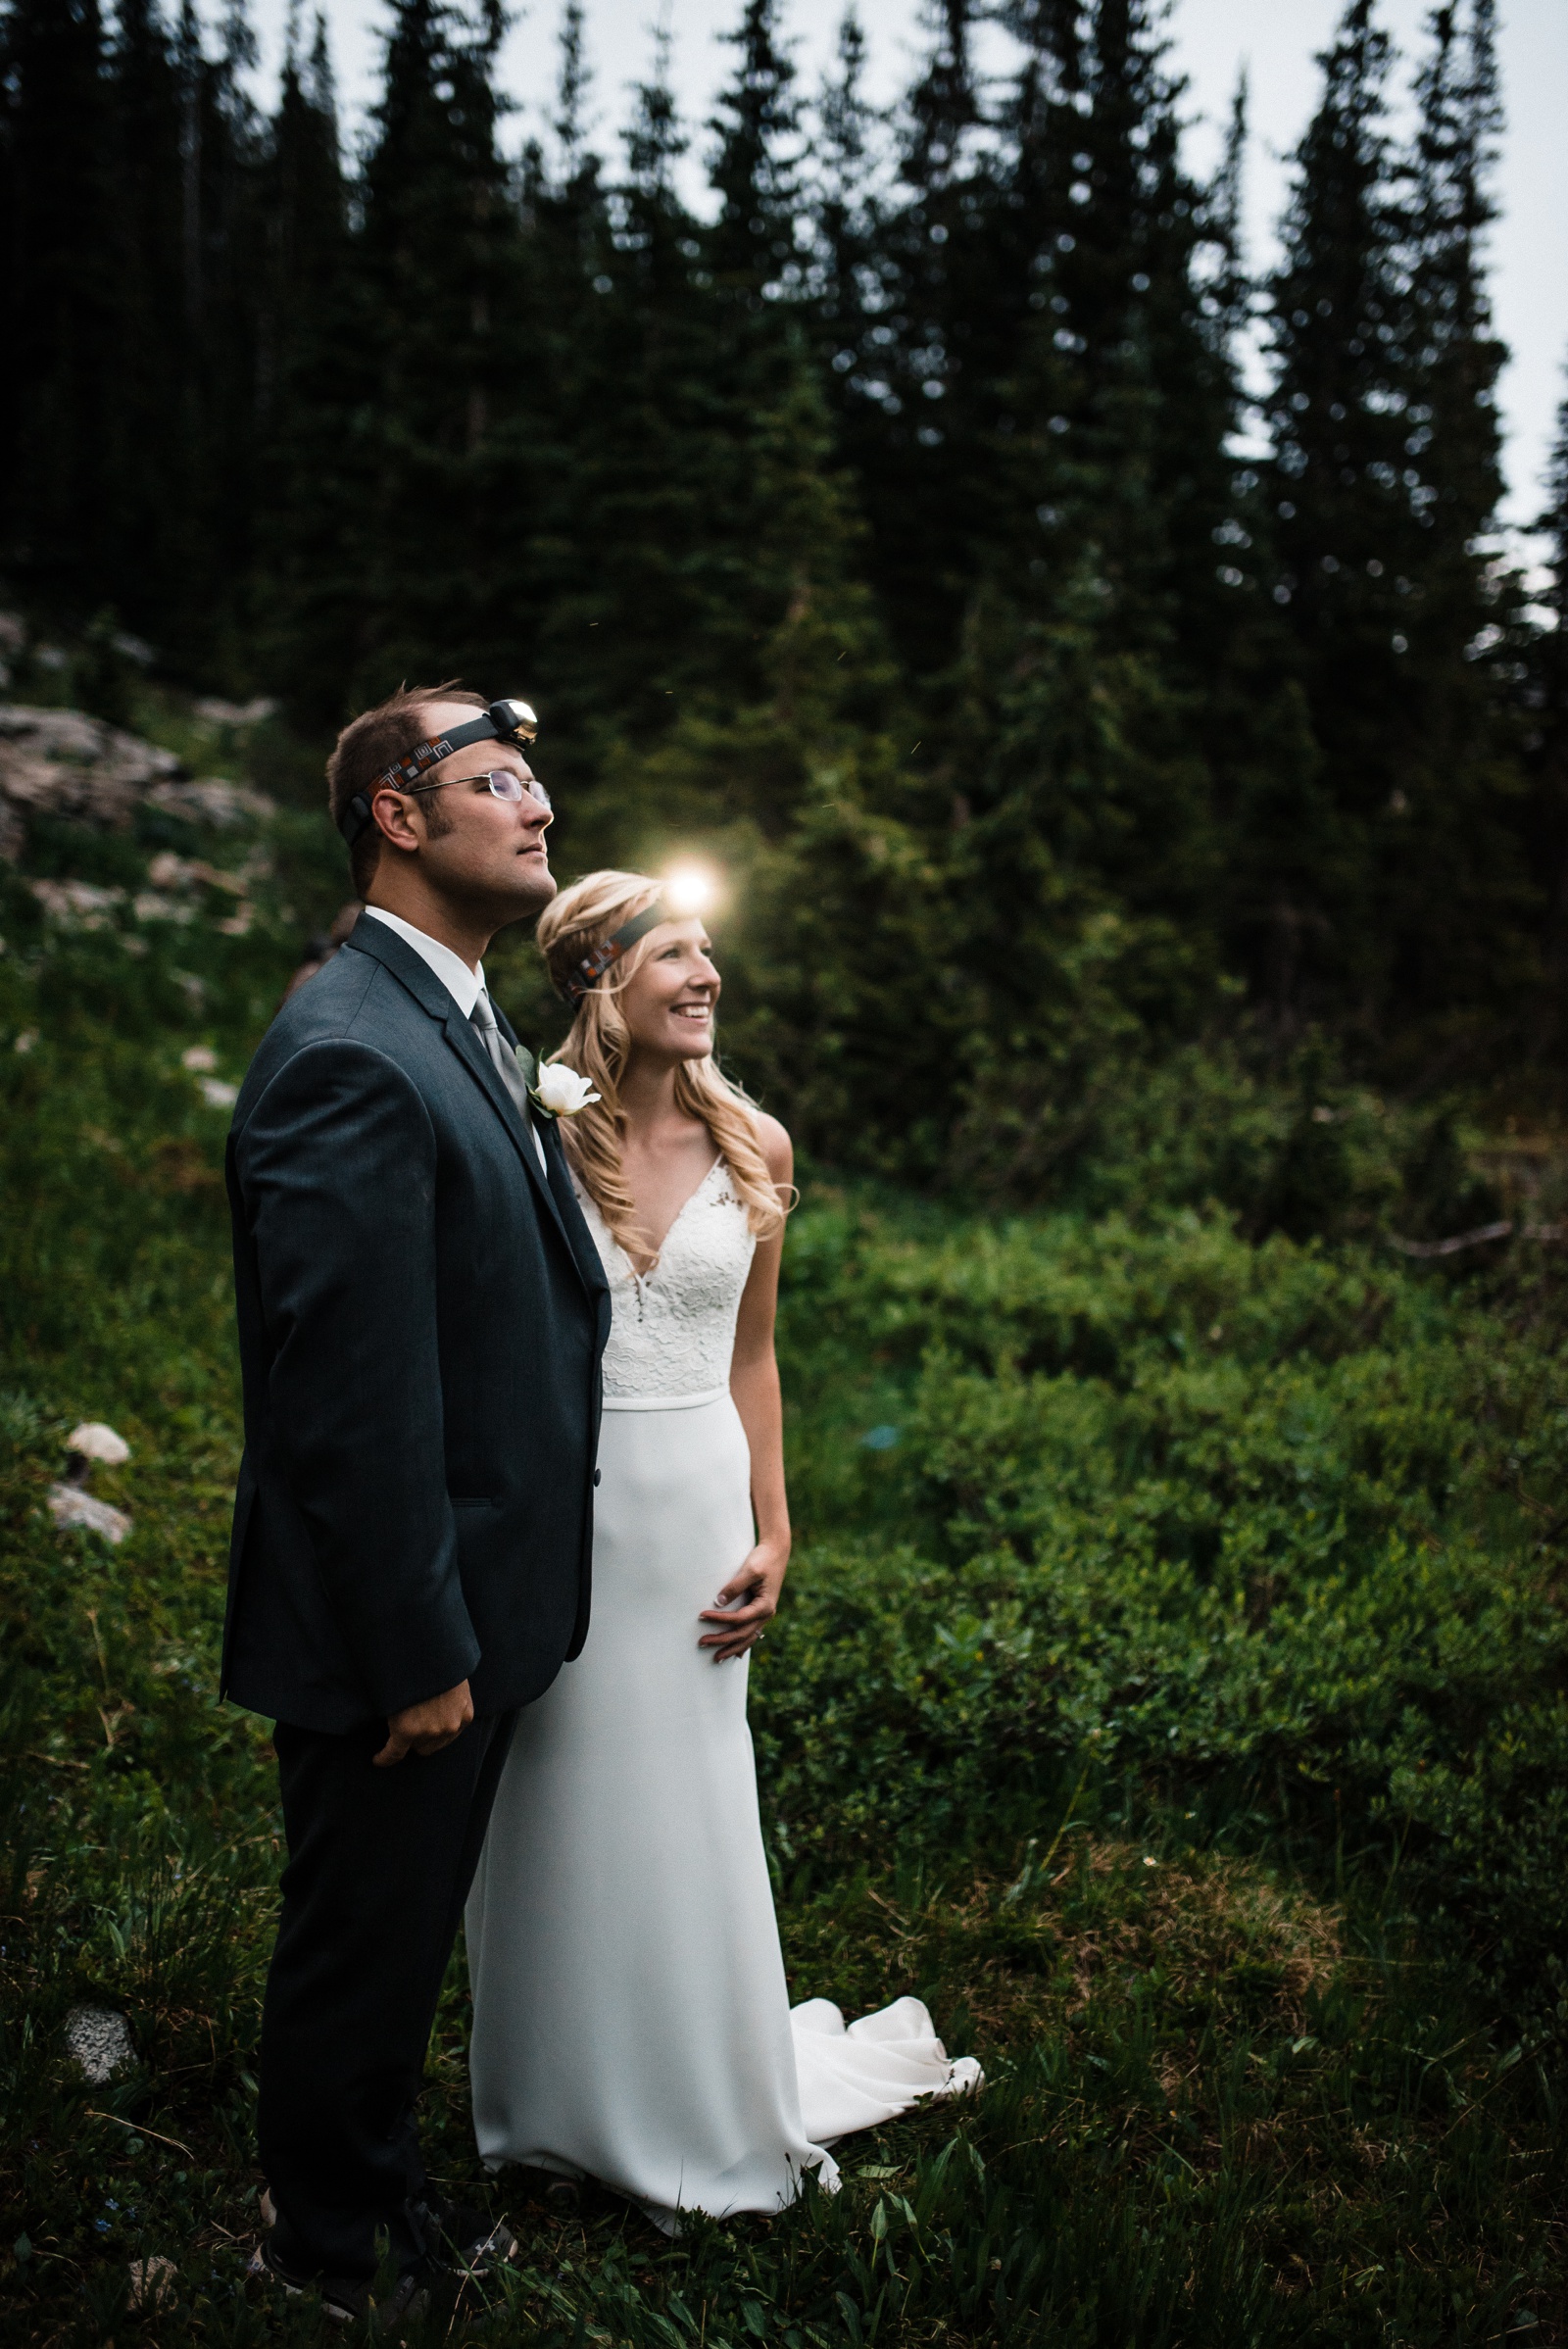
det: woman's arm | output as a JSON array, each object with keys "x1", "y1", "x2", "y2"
[{"x1": 700, "y1": 1114, "x2": 794, "y2": 1662}]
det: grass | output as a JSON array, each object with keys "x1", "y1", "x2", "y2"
[{"x1": 1, "y1": 697, "x2": 1566, "y2": 2342}]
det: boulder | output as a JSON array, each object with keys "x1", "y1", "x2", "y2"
[
  {"x1": 0, "y1": 703, "x2": 276, "y2": 858},
  {"x1": 66, "y1": 1422, "x2": 131, "y2": 1468},
  {"x1": 49, "y1": 1486, "x2": 132, "y2": 1543},
  {"x1": 147, "y1": 776, "x2": 275, "y2": 828},
  {"x1": 0, "y1": 704, "x2": 180, "y2": 843}
]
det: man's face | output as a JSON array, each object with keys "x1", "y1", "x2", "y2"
[{"x1": 369, "y1": 701, "x2": 557, "y2": 923}]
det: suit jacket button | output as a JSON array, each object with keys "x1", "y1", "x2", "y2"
[{"x1": 593, "y1": 1468, "x2": 602, "y2": 1487}]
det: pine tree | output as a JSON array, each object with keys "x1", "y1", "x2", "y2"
[
  {"x1": 945, "y1": 4, "x2": 1245, "y2": 1042},
  {"x1": 101, "y1": 0, "x2": 188, "y2": 641},
  {"x1": 480, "y1": 12, "x2": 697, "y2": 777},
  {"x1": 551, "y1": 0, "x2": 591, "y2": 187},
  {"x1": 841, "y1": 0, "x2": 998, "y2": 681},
  {"x1": 1534, "y1": 382, "x2": 1568, "y2": 1027},
  {"x1": 1386, "y1": 0, "x2": 1535, "y2": 1033},
  {"x1": 1259, "y1": 0, "x2": 1420, "y2": 1025},
  {"x1": 178, "y1": 0, "x2": 269, "y2": 670},
  {"x1": 0, "y1": 0, "x2": 118, "y2": 621},
  {"x1": 991, "y1": 0, "x2": 1241, "y2": 670},
  {"x1": 808, "y1": 9, "x2": 881, "y2": 418},
  {"x1": 707, "y1": 0, "x2": 803, "y2": 306},
  {"x1": 331, "y1": 0, "x2": 526, "y2": 698},
  {"x1": 589, "y1": 338, "x2": 936, "y2": 1163},
  {"x1": 1261, "y1": 0, "x2": 1534, "y2": 1047},
  {"x1": 254, "y1": 8, "x2": 354, "y2": 706}
]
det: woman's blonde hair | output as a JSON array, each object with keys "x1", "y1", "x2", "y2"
[{"x1": 535, "y1": 870, "x2": 787, "y2": 1266}]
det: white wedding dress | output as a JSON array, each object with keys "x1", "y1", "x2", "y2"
[{"x1": 466, "y1": 1155, "x2": 979, "y2": 2230}]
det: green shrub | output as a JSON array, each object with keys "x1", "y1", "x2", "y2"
[{"x1": 763, "y1": 1198, "x2": 1568, "y2": 2029}]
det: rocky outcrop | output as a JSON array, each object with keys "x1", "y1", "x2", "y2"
[
  {"x1": 0, "y1": 703, "x2": 274, "y2": 859},
  {"x1": 0, "y1": 704, "x2": 181, "y2": 856}
]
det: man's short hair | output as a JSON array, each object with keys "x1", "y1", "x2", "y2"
[{"x1": 326, "y1": 682, "x2": 486, "y2": 896}]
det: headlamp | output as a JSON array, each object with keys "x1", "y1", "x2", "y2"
[
  {"x1": 340, "y1": 698, "x2": 540, "y2": 845},
  {"x1": 560, "y1": 866, "x2": 718, "y2": 1006}
]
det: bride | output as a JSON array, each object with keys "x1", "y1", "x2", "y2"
[{"x1": 465, "y1": 869, "x2": 978, "y2": 2231}]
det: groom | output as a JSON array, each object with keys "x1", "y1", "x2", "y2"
[{"x1": 223, "y1": 686, "x2": 609, "y2": 2321}]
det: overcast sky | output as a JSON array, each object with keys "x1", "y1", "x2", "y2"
[{"x1": 247, "y1": 0, "x2": 1568, "y2": 540}]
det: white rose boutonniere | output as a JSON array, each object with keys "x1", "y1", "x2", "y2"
[{"x1": 531, "y1": 1060, "x2": 602, "y2": 1119}]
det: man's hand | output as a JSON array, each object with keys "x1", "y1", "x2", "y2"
[{"x1": 373, "y1": 1679, "x2": 473, "y2": 1767}]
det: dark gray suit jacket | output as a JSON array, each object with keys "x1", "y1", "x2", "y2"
[{"x1": 222, "y1": 913, "x2": 611, "y2": 1733}]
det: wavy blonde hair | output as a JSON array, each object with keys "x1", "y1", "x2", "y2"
[{"x1": 535, "y1": 869, "x2": 788, "y2": 1266}]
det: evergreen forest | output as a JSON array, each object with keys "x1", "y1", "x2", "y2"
[
  {"x1": 5, "y1": 0, "x2": 1568, "y2": 2341},
  {"x1": 5, "y1": 0, "x2": 1568, "y2": 1176}
]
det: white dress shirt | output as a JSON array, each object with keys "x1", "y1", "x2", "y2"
[
  {"x1": 363, "y1": 905, "x2": 546, "y2": 1168},
  {"x1": 364, "y1": 904, "x2": 485, "y2": 1015}
]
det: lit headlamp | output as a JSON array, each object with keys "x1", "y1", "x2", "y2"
[
  {"x1": 340, "y1": 698, "x2": 540, "y2": 845},
  {"x1": 560, "y1": 866, "x2": 716, "y2": 1006}
]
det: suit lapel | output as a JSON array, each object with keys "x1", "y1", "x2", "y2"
[
  {"x1": 491, "y1": 1003, "x2": 611, "y2": 1312},
  {"x1": 343, "y1": 917, "x2": 586, "y2": 1283},
  {"x1": 540, "y1": 1113, "x2": 612, "y2": 1314},
  {"x1": 444, "y1": 1008, "x2": 592, "y2": 1274}
]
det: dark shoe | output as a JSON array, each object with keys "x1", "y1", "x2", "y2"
[
  {"x1": 416, "y1": 2192, "x2": 520, "y2": 2277},
  {"x1": 248, "y1": 2237, "x2": 369, "y2": 2325},
  {"x1": 248, "y1": 2237, "x2": 432, "y2": 2332}
]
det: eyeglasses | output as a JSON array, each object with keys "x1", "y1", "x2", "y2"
[{"x1": 406, "y1": 768, "x2": 553, "y2": 813}]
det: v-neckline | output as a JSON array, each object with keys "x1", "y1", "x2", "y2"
[{"x1": 619, "y1": 1154, "x2": 723, "y2": 1280}]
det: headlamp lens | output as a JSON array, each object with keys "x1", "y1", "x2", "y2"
[
  {"x1": 488, "y1": 698, "x2": 538, "y2": 742},
  {"x1": 662, "y1": 864, "x2": 716, "y2": 917}
]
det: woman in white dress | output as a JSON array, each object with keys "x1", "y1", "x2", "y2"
[{"x1": 465, "y1": 870, "x2": 977, "y2": 2232}]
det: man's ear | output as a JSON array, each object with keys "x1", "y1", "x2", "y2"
[{"x1": 371, "y1": 789, "x2": 422, "y2": 856}]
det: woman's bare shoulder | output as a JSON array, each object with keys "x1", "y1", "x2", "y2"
[{"x1": 751, "y1": 1108, "x2": 794, "y2": 1185}]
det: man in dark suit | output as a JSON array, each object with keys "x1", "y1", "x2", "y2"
[{"x1": 224, "y1": 685, "x2": 609, "y2": 2322}]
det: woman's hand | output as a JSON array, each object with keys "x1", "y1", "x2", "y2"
[{"x1": 699, "y1": 1538, "x2": 789, "y2": 1662}]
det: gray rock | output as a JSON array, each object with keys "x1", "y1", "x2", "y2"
[
  {"x1": 48, "y1": 1485, "x2": 132, "y2": 1543},
  {"x1": 66, "y1": 1421, "x2": 130, "y2": 1467},
  {"x1": 147, "y1": 776, "x2": 275, "y2": 828},
  {"x1": 0, "y1": 705, "x2": 181, "y2": 847},
  {"x1": 28, "y1": 878, "x2": 126, "y2": 930},
  {"x1": 194, "y1": 695, "x2": 277, "y2": 728},
  {"x1": 0, "y1": 702, "x2": 278, "y2": 863}
]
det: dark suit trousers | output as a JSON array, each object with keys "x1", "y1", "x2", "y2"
[{"x1": 259, "y1": 1708, "x2": 518, "y2": 2282}]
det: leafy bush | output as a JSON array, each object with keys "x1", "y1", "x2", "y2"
[{"x1": 764, "y1": 1199, "x2": 1568, "y2": 2028}]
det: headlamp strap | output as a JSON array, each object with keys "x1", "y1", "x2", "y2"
[
  {"x1": 561, "y1": 899, "x2": 667, "y2": 1005},
  {"x1": 339, "y1": 699, "x2": 538, "y2": 844}
]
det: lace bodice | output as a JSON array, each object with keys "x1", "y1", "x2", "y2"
[{"x1": 575, "y1": 1157, "x2": 757, "y2": 1399}]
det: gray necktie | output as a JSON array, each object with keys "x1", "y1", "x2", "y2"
[{"x1": 469, "y1": 992, "x2": 539, "y2": 1139}]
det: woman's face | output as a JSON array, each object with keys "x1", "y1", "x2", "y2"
[{"x1": 618, "y1": 917, "x2": 719, "y2": 1062}]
